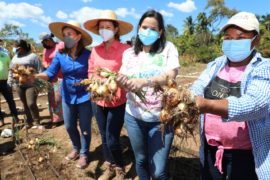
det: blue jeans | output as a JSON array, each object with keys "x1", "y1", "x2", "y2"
[
  {"x1": 125, "y1": 112, "x2": 174, "y2": 180},
  {"x1": 92, "y1": 103, "x2": 125, "y2": 167},
  {"x1": 62, "y1": 100, "x2": 92, "y2": 156},
  {"x1": 201, "y1": 142, "x2": 257, "y2": 180}
]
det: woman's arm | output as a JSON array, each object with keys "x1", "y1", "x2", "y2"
[
  {"x1": 88, "y1": 48, "x2": 95, "y2": 79},
  {"x1": 42, "y1": 53, "x2": 61, "y2": 81},
  {"x1": 196, "y1": 62, "x2": 270, "y2": 122},
  {"x1": 196, "y1": 96, "x2": 228, "y2": 118},
  {"x1": 35, "y1": 73, "x2": 49, "y2": 81},
  {"x1": 122, "y1": 68, "x2": 178, "y2": 92}
]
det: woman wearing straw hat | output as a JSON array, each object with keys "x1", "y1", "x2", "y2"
[
  {"x1": 84, "y1": 10, "x2": 133, "y2": 179},
  {"x1": 35, "y1": 20, "x2": 93, "y2": 169},
  {"x1": 116, "y1": 10, "x2": 180, "y2": 179}
]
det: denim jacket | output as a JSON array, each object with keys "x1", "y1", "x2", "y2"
[{"x1": 191, "y1": 52, "x2": 270, "y2": 180}]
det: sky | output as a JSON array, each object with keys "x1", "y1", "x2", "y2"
[{"x1": 0, "y1": 0, "x2": 269, "y2": 46}]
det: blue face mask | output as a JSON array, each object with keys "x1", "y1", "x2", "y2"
[
  {"x1": 138, "y1": 28, "x2": 159, "y2": 46},
  {"x1": 222, "y1": 36, "x2": 256, "y2": 62},
  {"x1": 12, "y1": 47, "x2": 20, "y2": 54}
]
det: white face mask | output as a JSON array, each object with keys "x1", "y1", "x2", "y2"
[{"x1": 99, "y1": 29, "x2": 115, "y2": 42}]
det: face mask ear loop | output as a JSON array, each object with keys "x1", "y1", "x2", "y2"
[{"x1": 250, "y1": 35, "x2": 257, "y2": 52}]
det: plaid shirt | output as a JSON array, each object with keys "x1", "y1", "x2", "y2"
[{"x1": 191, "y1": 52, "x2": 270, "y2": 179}]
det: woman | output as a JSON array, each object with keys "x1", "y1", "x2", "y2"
[
  {"x1": 35, "y1": 20, "x2": 93, "y2": 169},
  {"x1": 116, "y1": 10, "x2": 180, "y2": 180},
  {"x1": 192, "y1": 12, "x2": 270, "y2": 179},
  {"x1": 0, "y1": 46, "x2": 19, "y2": 127},
  {"x1": 39, "y1": 32, "x2": 64, "y2": 127},
  {"x1": 83, "y1": 10, "x2": 133, "y2": 179},
  {"x1": 9, "y1": 39, "x2": 41, "y2": 128}
]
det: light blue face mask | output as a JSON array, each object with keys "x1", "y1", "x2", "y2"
[
  {"x1": 12, "y1": 47, "x2": 20, "y2": 54},
  {"x1": 138, "y1": 28, "x2": 159, "y2": 46},
  {"x1": 222, "y1": 36, "x2": 257, "y2": 62}
]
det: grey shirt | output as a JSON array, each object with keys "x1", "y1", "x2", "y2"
[{"x1": 8, "y1": 52, "x2": 41, "y2": 87}]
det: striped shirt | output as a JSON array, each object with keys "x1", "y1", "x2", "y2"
[{"x1": 191, "y1": 52, "x2": 270, "y2": 180}]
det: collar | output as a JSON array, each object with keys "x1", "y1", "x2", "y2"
[{"x1": 99, "y1": 39, "x2": 121, "y2": 50}]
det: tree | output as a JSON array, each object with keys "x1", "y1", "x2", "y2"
[
  {"x1": 0, "y1": 24, "x2": 29, "y2": 40},
  {"x1": 196, "y1": 12, "x2": 210, "y2": 33},
  {"x1": 166, "y1": 24, "x2": 179, "y2": 39},
  {"x1": 183, "y1": 16, "x2": 195, "y2": 36},
  {"x1": 205, "y1": 0, "x2": 238, "y2": 32},
  {"x1": 259, "y1": 14, "x2": 270, "y2": 31}
]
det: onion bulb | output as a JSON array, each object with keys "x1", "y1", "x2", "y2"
[
  {"x1": 96, "y1": 85, "x2": 110, "y2": 96},
  {"x1": 160, "y1": 109, "x2": 171, "y2": 123},
  {"x1": 165, "y1": 88, "x2": 180, "y2": 107},
  {"x1": 108, "y1": 79, "x2": 118, "y2": 93}
]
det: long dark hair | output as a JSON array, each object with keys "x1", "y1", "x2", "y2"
[
  {"x1": 134, "y1": 10, "x2": 166, "y2": 55},
  {"x1": 59, "y1": 27, "x2": 85, "y2": 57}
]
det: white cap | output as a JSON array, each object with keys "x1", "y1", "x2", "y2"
[
  {"x1": 221, "y1": 12, "x2": 260, "y2": 34},
  {"x1": 39, "y1": 32, "x2": 52, "y2": 41}
]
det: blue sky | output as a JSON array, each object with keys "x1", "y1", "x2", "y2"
[{"x1": 1, "y1": 0, "x2": 269, "y2": 46}]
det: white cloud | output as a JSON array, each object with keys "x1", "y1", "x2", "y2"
[
  {"x1": 168, "y1": 0, "x2": 197, "y2": 13},
  {"x1": 70, "y1": 7, "x2": 101, "y2": 23},
  {"x1": 0, "y1": 2, "x2": 52, "y2": 26},
  {"x1": 159, "y1": 10, "x2": 174, "y2": 17},
  {"x1": 6, "y1": 20, "x2": 25, "y2": 27},
  {"x1": 56, "y1": 10, "x2": 68, "y2": 19},
  {"x1": 115, "y1": 8, "x2": 140, "y2": 19},
  {"x1": 82, "y1": 0, "x2": 92, "y2": 2}
]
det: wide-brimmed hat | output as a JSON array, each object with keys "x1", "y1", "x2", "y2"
[
  {"x1": 49, "y1": 20, "x2": 92, "y2": 46},
  {"x1": 84, "y1": 10, "x2": 133, "y2": 36},
  {"x1": 221, "y1": 12, "x2": 260, "y2": 34}
]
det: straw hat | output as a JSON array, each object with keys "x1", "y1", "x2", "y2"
[
  {"x1": 49, "y1": 20, "x2": 92, "y2": 46},
  {"x1": 84, "y1": 10, "x2": 133, "y2": 35}
]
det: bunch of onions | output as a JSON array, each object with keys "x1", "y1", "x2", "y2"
[
  {"x1": 78, "y1": 68, "x2": 119, "y2": 102},
  {"x1": 159, "y1": 78, "x2": 199, "y2": 140},
  {"x1": 10, "y1": 65, "x2": 36, "y2": 85}
]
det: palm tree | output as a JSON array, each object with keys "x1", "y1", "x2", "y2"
[
  {"x1": 183, "y1": 16, "x2": 195, "y2": 36},
  {"x1": 260, "y1": 14, "x2": 270, "y2": 31}
]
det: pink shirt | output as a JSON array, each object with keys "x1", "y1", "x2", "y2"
[
  {"x1": 204, "y1": 64, "x2": 251, "y2": 173},
  {"x1": 88, "y1": 40, "x2": 130, "y2": 107},
  {"x1": 42, "y1": 42, "x2": 64, "y2": 78},
  {"x1": 43, "y1": 42, "x2": 64, "y2": 67}
]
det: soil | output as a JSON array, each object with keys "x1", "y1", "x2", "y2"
[{"x1": 0, "y1": 64, "x2": 205, "y2": 180}]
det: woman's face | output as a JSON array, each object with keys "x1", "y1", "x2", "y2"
[
  {"x1": 42, "y1": 39, "x2": 54, "y2": 49},
  {"x1": 62, "y1": 27, "x2": 81, "y2": 41},
  {"x1": 224, "y1": 26, "x2": 255, "y2": 40},
  {"x1": 14, "y1": 45, "x2": 22, "y2": 55},
  {"x1": 139, "y1": 17, "x2": 161, "y2": 35},
  {"x1": 99, "y1": 20, "x2": 117, "y2": 32},
  {"x1": 224, "y1": 26, "x2": 259, "y2": 52}
]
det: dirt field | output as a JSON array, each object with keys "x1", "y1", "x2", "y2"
[{"x1": 0, "y1": 63, "x2": 206, "y2": 180}]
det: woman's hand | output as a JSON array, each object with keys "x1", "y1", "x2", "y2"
[
  {"x1": 125, "y1": 78, "x2": 147, "y2": 92},
  {"x1": 195, "y1": 96, "x2": 205, "y2": 112},
  {"x1": 115, "y1": 74, "x2": 129, "y2": 88},
  {"x1": 115, "y1": 74, "x2": 148, "y2": 92}
]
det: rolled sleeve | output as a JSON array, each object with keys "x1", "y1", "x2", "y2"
[{"x1": 225, "y1": 64, "x2": 270, "y2": 122}]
